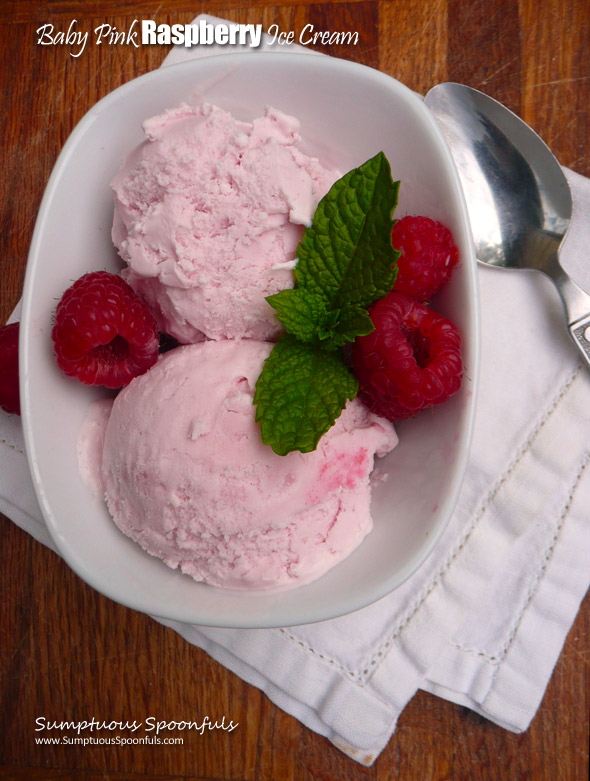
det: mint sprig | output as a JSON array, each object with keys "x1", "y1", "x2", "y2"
[{"x1": 255, "y1": 152, "x2": 400, "y2": 455}]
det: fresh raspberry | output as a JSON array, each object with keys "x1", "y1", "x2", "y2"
[
  {"x1": 351, "y1": 291, "x2": 462, "y2": 421},
  {"x1": 51, "y1": 271, "x2": 159, "y2": 389},
  {"x1": 392, "y1": 215, "x2": 459, "y2": 300},
  {"x1": 0, "y1": 322, "x2": 20, "y2": 415}
]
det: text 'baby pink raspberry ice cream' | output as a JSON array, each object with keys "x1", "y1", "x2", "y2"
[
  {"x1": 111, "y1": 103, "x2": 339, "y2": 344},
  {"x1": 96, "y1": 340, "x2": 398, "y2": 591}
]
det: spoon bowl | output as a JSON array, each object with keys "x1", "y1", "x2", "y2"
[{"x1": 425, "y1": 82, "x2": 590, "y2": 364}]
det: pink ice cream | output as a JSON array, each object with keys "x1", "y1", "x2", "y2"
[
  {"x1": 111, "y1": 103, "x2": 339, "y2": 343},
  {"x1": 97, "y1": 340, "x2": 398, "y2": 591}
]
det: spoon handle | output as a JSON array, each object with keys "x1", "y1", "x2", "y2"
[
  {"x1": 569, "y1": 316, "x2": 590, "y2": 366},
  {"x1": 551, "y1": 264, "x2": 590, "y2": 367}
]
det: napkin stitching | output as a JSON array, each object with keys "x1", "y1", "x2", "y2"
[
  {"x1": 358, "y1": 364, "x2": 581, "y2": 681},
  {"x1": 492, "y1": 449, "x2": 590, "y2": 667},
  {"x1": 450, "y1": 447, "x2": 590, "y2": 665},
  {"x1": 0, "y1": 434, "x2": 24, "y2": 455},
  {"x1": 278, "y1": 628, "x2": 360, "y2": 682}
]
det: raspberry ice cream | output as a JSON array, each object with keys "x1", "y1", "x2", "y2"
[
  {"x1": 111, "y1": 103, "x2": 339, "y2": 344},
  {"x1": 96, "y1": 340, "x2": 397, "y2": 591}
]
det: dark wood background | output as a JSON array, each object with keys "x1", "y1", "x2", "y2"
[{"x1": 1, "y1": 1, "x2": 588, "y2": 779}]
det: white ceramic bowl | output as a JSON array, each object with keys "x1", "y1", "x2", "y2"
[{"x1": 21, "y1": 53, "x2": 479, "y2": 628}]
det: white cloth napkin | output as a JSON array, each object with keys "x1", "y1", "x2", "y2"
[{"x1": 2, "y1": 15, "x2": 589, "y2": 766}]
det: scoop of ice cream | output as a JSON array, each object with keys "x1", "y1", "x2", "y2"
[
  {"x1": 97, "y1": 340, "x2": 397, "y2": 591},
  {"x1": 111, "y1": 103, "x2": 339, "y2": 343}
]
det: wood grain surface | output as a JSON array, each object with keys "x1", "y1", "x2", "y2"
[{"x1": 1, "y1": 1, "x2": 588, "y2": 779}]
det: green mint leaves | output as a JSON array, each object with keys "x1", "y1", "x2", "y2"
[
  {"x1": 293, "y1": 151, "x2": 400, "y2": 310},
  {"x1": 254, "y1": 152, "x2": 400, "y2": 455},
  {"x1": 253, "y1": 335, "x2": 360, "y2": 457}
]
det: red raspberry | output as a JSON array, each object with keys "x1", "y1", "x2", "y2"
[
  {"x1": 0, "y1": 322, "x2": 20, "y2": 415},
  {"x1": 392, "y1": 215, "x2": 459, "y2": 300},
  {"x1": 51, "y1": 271, "x2": 159, "y2": 389},
  {"x1": 351, "y1": 291, "x2": 462, "y2": 421}
]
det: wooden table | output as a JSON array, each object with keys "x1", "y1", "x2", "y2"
[{"x1": 1, "y1": 1, "x2": 588, "y2": 778}]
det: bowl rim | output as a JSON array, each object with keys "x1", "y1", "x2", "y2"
[{"x1": 20, "y1": 52, "x2": 480, "y2": 628}]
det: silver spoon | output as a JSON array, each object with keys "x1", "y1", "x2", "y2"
[{"x1": 424, "y1": 82, "x2": 590, "y2": 367}]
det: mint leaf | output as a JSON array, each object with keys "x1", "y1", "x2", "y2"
[
  {"x1": 318, "y1": 305, "x2": 375, "y2": 348},
  {"x1": 254, "y1": 335, "x2": 359, "y2": 456},
  {"x1": 267, "y1": 290, "x2": 375, "y2": 348},
  {"x1": 266, "y1": 288, "x2": 328, "y2": 344},
  {"x1": 294, "y1": 151, "x2": 400, "y2": 312}
]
